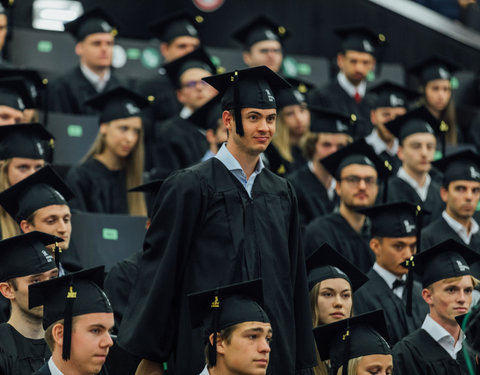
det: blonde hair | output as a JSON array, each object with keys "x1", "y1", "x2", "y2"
[
  {"x1": 82, "y1": 120, "x2": 147, "y2": 216},
  {"x1": 336, "y1": 357, "x2": 363, "y2": 375},
  {"x1": 427, "y1": 275, "x2": 479, "y2": 291},
  {"x1": 0, "y1": 160, "x2": 21, "y2": 239},
  {"x1": 271, "y1": 111, "x2": 293, "y2": 162}
]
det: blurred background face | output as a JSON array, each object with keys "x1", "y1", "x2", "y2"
[
  {"x1": 336, "y1": 164, "x2": 378, "y2": 209},
  {"x1": 315, "y1": 278, "x2": 352, "y2": 325},
  {"x1": 356, "y1": 354, "x2": 393, "y2": 375},
  {"x1": 160, "y1": 36, "x2": 200, "y2": 63},
  {"x1": 337, "y1": 50, "x2": 375, "y2": 86},
  {"x1": 243, "y1": 40, "x2": 283, "y2": 73},
  {"x1": 0, "y1": 14, "x2": 7, "y2": 51},
  {"x1": 281, "y1": 104, "x2": 310, "y2": 139},
  {"x1": 313, "y1": 133, "x2": 350, "y2": 163},
  {"x1": 100, "y1": 116, "x2": 142, "y2": 159},
  {"x1": 76, "y1": 33, "x2": 114, "y2": 71},
  {"x1": 0, "y1": 105, "x2": 23, "y2": 125},
  {"x1": 370, "y1": 107, "x2": 406, "y2": 143},
  {"x1": 398, "y1": 133, "x2": 436, "y2": 176},
  {"x1": 7, "y1": 158, "x2": 45, "y2": 185},
  {"x1": 177, "y1": 68, "x2": 217, "y2": 111},
  {"x1": 441, "y1": 180, "x2": 480, "y2": 222},
  {"x1": 424, "y1": 79, "x2": 451, "y2": 113}
]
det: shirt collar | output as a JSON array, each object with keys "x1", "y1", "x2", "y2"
[
  {"x1": 337, "y1": 72, "x2": 367, "y2": 98},
  {"x1": 397, "y1": 167, "x2": 431, "y2": 201},
  {"x1": 215, "y1": 143, "x2": 264, "y2": 174},
  {"x1": 373, "y1": 262, "x2": 406, "y2": 289},
  {"x1": 422, "y1": 314, "x2": 465, "y2": 358},
  {"x1": 442, "y1": 210, "x2": 480, "y2": 245},
  {"x1": 80, "y1": 63, "x2": 111, "y2": 92},
  {"x1": 365, "y1": 129, "x2": 399, "y2": 156},
  {"x1": 48, "y1": 357, "x2": 64, "y2": 375},
  {"x1": 180, "y1": 106, "x2": 193, "y2": 119}
]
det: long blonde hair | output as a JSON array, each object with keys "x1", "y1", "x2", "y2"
[
  {"x1": 272, "y1": 111, "x2": 294, "y2": 163},
  {"x1": 336, "y1": 357, "x2": 362, "y2": 375},
  {"x1": 82, "y1": 120, "x2": 147, "y2": 216},
  {"x1": 0, "y1": 160, "x2": 21, "y2": 239}
]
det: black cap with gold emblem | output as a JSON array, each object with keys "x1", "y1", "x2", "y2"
[
  {"x1": 368, "y1": 80, "x2": 419, "y2": 110},
  {"x1": 433, "y1": 150, "x2": 480, "y2": 187},
  {"x1": 64, "y1": 7, "x2": 118, "y2": 41},
  {"x1": 409, "y1": 55, "x2": 460, "y2": 85},
  {"x1": 334, "y1": 25, "x2": 386, "y2": 56},
  {"x1": 29, "y1": 266, "x2": 112, "y2": 360},
  {"x1": 0, "y1": 0, "x2": 14, "y2": 14},
  {"x1": 276, "y1": 77, "x2": 314, "y2": 110},
  {"x1": 149, "y1": 10, "x2": 202, "y2": 43},
  {"x1": 0, "y1": 123, "x2": 54, "y2": 160},
  {"x1": 309, "y1": 106, "x2": 355, "y2": 135},
  {"x1": 232, "y1": 15, "x2": 289, "y2": 49},
  {"x1": 0, "y1": 77, "x2": 35, "y2": 111}
]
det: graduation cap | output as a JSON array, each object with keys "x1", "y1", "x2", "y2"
[
  {"x1": 334, "y1": 25, "x2": 386, "y2": 56},
  {"x1": 64, "y1": 7, "x2": 118, "y2": 42},
  {"x1": 188, "y1": 94, "x2": 222, "y2": 131},
  {"x1": 85, "y1": 86, "x2": 150, "y2": 124},
  {"x1": 409, "y1": 55, "x2": 460, "y2": 85},
  {"x1": 203, "y1": 66, "x2": 291, "y2": 136},
  {"x1": 0, "y1": 0, "x2": 14, "y2": 14},
  {"x1": 128, "y1": 179, "x2": 163, "y2": 218},
  {"x1": 232, "y1": 15, "x2": 290, "y2": 49},
  {"x1": 320, "y1": 138, "x2": 392, "y2": 180},
  {"x1": 368, "y1": 80, "x2": 419, "y2": 109},
  {"x1": 306, "y1": 243, "x2": 368, "y2": 292},
  {"x1": 163, "y1": 47, "x2": 217, "y2": 88},
  {"x1": 276, "y1": 77, "x2": 314, "y2": 110},
  {"x1": 356, "y1": 202, "x2": 423, "y2": 238},
  {"x1": 149, "y1": 10, "x2": 202, "y2": 43},
  {"x1": 0, "y1": 123, "x2": 55, "y2": 160},
  {"x1": 0, "y1": 231, "x2": 59, "y2": 282},
  {"x1": 29, "y1": 266, "x2": 112, "y2": 360},
  {"x1": 432, "y1": 150, "x2": 480, "y2": 187},
  {"x1": 0, "y1": 77, "x2": 35, "y2": 111},
  {"x1": 0, "y1": 69, "x2": 47, "y2": 108},
  {"x1": 309, "y1": 106, "x2": 355, "y2": 135},
  {"x1": 188, "y1": 279, "x2": 270, "y2": 366},
  {"x1": 313, "y1": 309, "x2": 391, "y2": 375}
]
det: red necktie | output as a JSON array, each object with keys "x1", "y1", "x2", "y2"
[{"x1": 354, "y1": 91, "x2": 362, "y2": 103}]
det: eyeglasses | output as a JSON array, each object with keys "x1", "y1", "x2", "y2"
[
  {"x1": 181, "y1": 80, "x2": 209, "y2": 89},
  {"x1": 340, "y1": 175, "x2": 378, "y2": 186}
]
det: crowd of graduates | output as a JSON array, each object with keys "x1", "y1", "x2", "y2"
[{"x1": 1, "y1": 1, "x2": 480, "y2": 375}]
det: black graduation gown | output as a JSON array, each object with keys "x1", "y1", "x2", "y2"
[
  {"x1": 65, "y1": 158, "x2": 128, "y2": 214},
  {"x1": 286, "y1": 165, "x2": 338, "y2": 228},
  {"x1": 48, "y1": 66, "x2": 123, "y2": 115},
  {"x1": 354, "y1": 269, "x2": 429, "y2": 347},
  {"x1": 264, "y1": 144, "x2": 306, "y2": 177},
  {"x1": 308, "y1": 80, "x2": 374, "y2": 139},
  {"x1": 422, "y1": 217, "x2": 480, "y2": 277},
  {"x1": 383, "y1": 176, "x2": 444, "y2": 226},
  {"x1": 117, "y1": 158, "x2": 316, "y2": 375},
  {"x1": 0, "y1": 296, "x2": 8, "y2": 323},
  {"x1": 379, "y1": 150, "x2": 401, "y2": 175},
  {"x1": 393, "y1": 329, "x2": 475, "y2": 375},
  {"x1": 151, "y1": 115, "x2": 209, "y2": 175},
  {"x1": 0, "y1": 323, "x2": 50, "y2": 375},
  {"x1": 304, "y1": 213, "x2": 374, "y2": 273}
]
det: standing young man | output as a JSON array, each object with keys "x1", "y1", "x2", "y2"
[
  {"x1": 30, "y1": 266, "x2": 114, "y2": 375},
  {"x1": 354, "y1": 202, "x2": 429, "y2": 346},
  {"x1": 0, "y1": 231, "x2": 59, "y2": 374},
  {"x1": 49, "y1": 7, "x2": 122, "y2": 114},
  {"x1": 393, "y1": 239, "x2": 480, "y2": 374},
  {"x1": 304, "y1": 139, "x2": 391, "y2": 272},
  {"x1": 117, "y1": 66, "x2": 316, "y2": 375}
]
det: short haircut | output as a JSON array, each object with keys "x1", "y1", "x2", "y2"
[
  {"x1": 427, "y1": 275, "x2": 479, "y2": 292},
  {"x1": 44, "y1": 317, "x2": 78, "y2": 351},
  {"x1": 204, "y1": 324, "x2": 239, "y2": 368},
  {"x1": 301, "y1": 132, "x2": 319, "y2": 161}
]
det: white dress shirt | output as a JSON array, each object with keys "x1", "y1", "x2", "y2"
[
  {"x1": 421, "y1": 314, "x2": 465, "y2": 359},
  {"x1": 397, "y1": 167, "x2": 431, "y2": 202},
  {"x1": 442, "y1": 210, "x2": 479, "y2": 245},
  {"x1": 365, "y1": 129, "x2": 399, "y2": 157},
  {"x1": 373, "y1": 262, "x2": 406, "y2": 299},
  {"x1": 179, "y1": 106, "x2": 193, "y2": 119},
  {"x1": 337, "y1": 72, "x2": 366, "y2": 98},
  {"x1": 48, "y1": 357, "x2": 64, "y2": 375},
  {"x1": 198, "y1": 365, "x2": 210, "y2": 375},
  {"x1": 80, "y1": 63, "x2": 111, "y2": 93}
]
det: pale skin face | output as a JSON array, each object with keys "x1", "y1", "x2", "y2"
[
  {"x1": 99, "y1": 116, "x2": 142, "y2": 160},
  {"x1": 356, "y1": 354, "x2": 393, "y2": 375},
  {"x1": 176, "y1": 68, "x2": 217, "y2": 111},
  {"x1": 423, "y1": 276, "x2": 473, "y2": 327},
  {"x1": 212, "y1": 321, "x2": 272, "y2": 375},
  {"x1": 7, "y1": 158, "x2": 45, "y2": 186},
  {"x1": 160, "y1": 36, "x2": 200, "y2": 63},
  {"x1": 316, "y1": 278, "x2": 352, "y2": 324},
  {"x1": 313, "y1": 133, "x2": 350, "y2": 162},
  {"x1": 337, "y1": 51, "x2": 376, "y2": 86},
  {"x1": 223, "y1": 108, "x2": 277, "y2": 158},
  {"x1": 0, "y1": 14, "x2": 7, "y2": 51},
  {"x1": 370, "y1": 107, "x2": 407, "y2": 144},
  {"x1": 52, "y1": 313, "x2": 114, "y2": 375},
  {"x1": 75, "y1": 33, "x2": 114, "y2": 75},
  {"x1": 243, "y1": 40, "x2": 283, "y2": 73},
  {"x1": 424, "y1": 79, "x2": 451, "y2": 115},
  {"x1": 20, "y1": 205, "x2": 72, "y2": 250},
  {"x1": 0, "y1": 105, "x2": 23, "y2": 125},
  {"x1": 335, "y1": 164, "x2": 378, "y2": 210},
  {"x1": 441, "y1": 180, "x2": 480, "y2": 225},
  {"x1": 281, "y1": 104, "x2": 310, "y2": 140},
  {"x1": 370, "y1": 236, "x2": 417, "y2": 277},
  {"x1": 0, "y1": 268, "x2": 59, "y2": 322},
  {"x1": 397, "y1": 133, "x2": 436, "y2": 177}
]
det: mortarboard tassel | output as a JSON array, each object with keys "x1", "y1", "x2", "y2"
[
  {"x1": 439, "y1": 121, "x2": 448, "y2": 159},
  {"x1": 62, "y1": 277, "x2": 76, "y2": 360},
  {"x1": 53, "y1": 242, "x2": 62, "y2": 270},
  {"x1": 341, "y1": 322, "x2": 351, "y2": 375},
  {"x1": 382, "y1": 160, "x2": 392, "y2": 203},
  {"x1": 42, "y1": 78, "x2": 49, "y2": 129},
  {"x1": 232, "y1": 71, "x2": 244, "y2": 136},
  {"x1": 208, "y1": 291, "x2": 221, "y2": 366}
]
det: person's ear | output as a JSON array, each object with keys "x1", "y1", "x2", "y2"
[
  {"x1": 212, "y1": 333, "x2": 227, "y2": 355},
  {"x1": 74, "y1": 42, "x2": 83, "y2": 57},
  {"x1": 242, "y1": 51, "x2": 253, "y2": 67},
  {"x1": 422, "y1": 287, "x2": 433, "y2": 305},
  {"x1": 20, "y1": 219, "x2": 33, "y2": 233},
  {"x1": 369, "y1": 238, "x2": 381, "y2": 257},
  {"x1": 336, "y1": 53, "x2": 345, "y2": 71},
  {"x1": 440, "y1": 186, "x2": 449, "y2": 204},
  {"x1": 0, "y1": 282, "x2": 15, "y2": 300},
  {"x1": 99, "y1": 123, "x2": 109, "y2": 136},
  {"x1": 52, "y1": 323, "x2": 64, "y2": 348}
]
